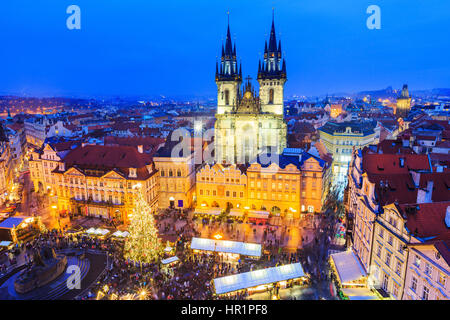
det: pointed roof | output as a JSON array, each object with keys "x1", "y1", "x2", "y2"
[
  {"x1": 268, "y1": 13, "x2": 278, "y2": 53},
  {"x1": 224, "y1": 18, "x2": 233, "y2": 56}
]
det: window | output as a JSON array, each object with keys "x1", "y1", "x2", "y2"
[
  {"x1": 388, "y1": 235, "x2": 393, "y2": 246},
  {"x1": 393, "y1": 282, "x2": 399, "y2": 298},
  {"x1": 424, "y1": 263, "x2": 431, "y2": 276},
  {"x1": 199, "y1": 189, "x2": 203, "y2": 195},
  {"x1": 398, "y1": 243, "x2": 404, "y2": 254},
  {"x1": 396, "y1": 261, "x2": 402, "y2": 276},
  {"x1": 377, "y1": 245, "x2": 382, "y2": 258},
  {"x1": 225, "y1": 89, "x2": 230, "y2": 105},
  {"x1": 379, "y1": 228, "x2": 384, "y2": 238},
  {"x1": 422, "y1": 286, "x2": 429, "y2": 300},
  {"x1": 212, "y1": 190, "x2": 216, "y2": 196},
  {"x1": 414, "y1": 255, "x2": 421, "y2": 268},
  {"x1": 385, "y1": 252, "x2": 391, "y2": 266},
  {"x1": 268, "y1": 88, "x2": 274, "y2": 104},
  {"x1": 308, "y1": 206, "x2": 314, "y2": 213},
  {"x1": 438, "y1": 273, "x2": 446, "y2": 286},
  {"x1": 226, "y1": 191, "x2": 230, "y2": 197},
  {"x1": 411, "y1": 277, "x2": 417, "y2": 292}
]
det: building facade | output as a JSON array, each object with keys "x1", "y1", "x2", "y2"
[
  {"x1": 195, "y1": 150, "x2": 330, "y2": 219},
  {"x1": 319, "y1": 121, "x2": 378, "y2": 186},
  {"x1": 30, "y1": 144, "x2": 158, "y2": 223}
]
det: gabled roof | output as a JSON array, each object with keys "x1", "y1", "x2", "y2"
[{"x1": 399, "y1": 201, "x2": 450, "y2": 242}]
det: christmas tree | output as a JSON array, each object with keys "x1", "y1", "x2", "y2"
[{"x1": 124, "y1": 188, "x2": 162, "y2": 264}]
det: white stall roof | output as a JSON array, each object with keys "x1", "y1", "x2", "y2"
[
  {"x1": 330, "y1": 250, "x2": 367, "y2": 284},
  {"x1": 213, "y1": 263, "x2": 305, "y2": 295},
  {"x1": 112, "y1": 231, "x2": 129, "y2": 238},
  {"x1": 229, "y1": 209, "x2": 242, "y2": 217},
  {"x1": 190, "y1": 237, "x2": 261, "y2": 257},
  {"x1": 248, "y1": 210, "x2": 269, "y2": 219},
  {"x1": 342, "y1": 288, "x2": 378, "y2": 300},
  {"x1": 86, "y1": 228, "x2": 110, "y2": 236},
  {"x1": 161, "y1": 256, "x2": 179, "y2": 265},
  {"x1": 194, "y1": 208, "x2": 222, "y2": 216}
]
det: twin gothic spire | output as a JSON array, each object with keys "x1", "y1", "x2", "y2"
[{"x1": 215, "y1": 12, "x2": 286, "y2": 82}]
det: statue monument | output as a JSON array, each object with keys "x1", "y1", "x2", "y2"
[{"x1": 14, "y1": 246, "x2": 68, "y2": 294}]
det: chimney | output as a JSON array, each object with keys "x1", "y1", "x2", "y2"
[
  {"x1": 445, "y1": 206, "x2": 450, "y2": 228},
  {"x1": 411, "y1": 171, "x2": 420, "y2": 187},
  {"x1": 137, "y1": 145, "x2": 143, "y2": 153}
]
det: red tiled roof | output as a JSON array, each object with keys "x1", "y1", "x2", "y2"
[
  {"x1": 372, "y1": 139, "x2": 416, "y2": 155},
  {"x1": 362, "y1": 153, "x2": 430, "y2": 174},
  {"x1": 418, "y1": 172, "x2": 450, "y2": 202},
  {"x1": 434, "y1": 240, "x2": 450, "y2": 266},
  {"x1": 63, "y1": 145, "x2": 152, "y2": 169},
  {"x1": 400, "y1": 201, "x2": 450, "y2": 242}
]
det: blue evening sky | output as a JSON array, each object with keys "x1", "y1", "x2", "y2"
[{"x1": 0, "y1": 0, "x2": 449, "y2": 98}]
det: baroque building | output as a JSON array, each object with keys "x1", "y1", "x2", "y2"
[{"x1": 214, "y1": 17, "x2": 287, "y2": 164}]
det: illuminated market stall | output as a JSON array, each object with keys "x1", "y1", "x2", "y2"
[
  {"x1": 190, "y1": 237, "x2": 261, "y2": 261},
  {"x1": 212, "y1": 263, "x2": 307, "y2": 296},
  {"x1": 0, "y1": 216, "x2": 44, "y2": 243},
  {"x1": 329, "y1": 250, "x2": 378, "y2": 300}
]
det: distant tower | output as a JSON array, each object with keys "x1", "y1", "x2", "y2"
[
  {"x1": 215, "y1": 14, "x2": 242, "y2": 115},
  {"x1": 6, "y1": 107, "x2": 13, "y2": 123},
  {"x1": 396, "y1": 84, "x2": 411, "y2": 118},
  {"x1": 257, "y1": 12, "x2": 286, "y2": 115}
]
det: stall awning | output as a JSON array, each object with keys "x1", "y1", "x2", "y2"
[
  {"x1": 229, "y1": 209, "x2": 242, "y2": 217},
  {"x1": 112, "y1": 231, "x2": 129, "y2": 238},
  {"x1": 248, "y1": 210, "x2": 269, "y2": 219},
  {"x1": 86, "y1": 228, "x2": 110, "y2": 236},
  {"x1": 342, "y1": 287, "x2": 378, "y2": 300},
  {"x1": 194, "y1": 208, "x2": 222, "y2": 216},
  {"x1": 161, "y1": 256, "x2": 179, "y2": 265},
  {"x1": 213, "y1": 263, "x2": 305, "y2": 295},
  {"x1": 190, "y1": 237, "x2": 261, "y2": 257},
  {"x1": 0, "y1": 241, "x2": 12, "y2": 247},
  {"x1": 0, "y1": 217, "x2": 25, "y2": 229},
  {"x1": 330, "y1": 250, "x2": 367, "y2": 285}
]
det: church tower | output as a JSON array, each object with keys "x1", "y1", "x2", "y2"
[
  {"x1": 214, "y1": 13, "x2": 287, "y2": 165},
  {"x1": 396, "y1": 84, "x2": 411, "y2": 119},
  {"x1": 257, "y1": 14, "x2": 286, "y2": 115},
  {"x1": 216, "y1": 17, "x2": 242, "y2": 115}
]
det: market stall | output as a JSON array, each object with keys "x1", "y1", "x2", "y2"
[
  {"x1": 212, "y1": 262, "x2": 307, "y2": 296},
  {"x1": 85, "y1": 228, "x2": 111, "y2": 239},
  {"x1": 0, "y1": 216, "x2": 44, "y2": 243},
  {"x1": 190, "y1": 237, "x2": 261, "y2": 261},
  {"x1": 248, "y1": 210, "x2": 270, "y2": 225},
  {"x1": 329, "y1": 250, "x2": 378, "y2": 300}
]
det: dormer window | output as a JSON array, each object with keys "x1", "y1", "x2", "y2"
[{"x1": 129, "y1": 168, "x2": 137, "y2": 178}]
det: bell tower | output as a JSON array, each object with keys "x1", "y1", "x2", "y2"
[
  {"x1": 257, "y1": 12, "x2": 286, "y2": 115},
  {"x1": 216, "y1": 15, "x2": 242, "y2": 115}
]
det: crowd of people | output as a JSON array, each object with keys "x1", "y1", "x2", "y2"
[{"x1": 0, "y1": 206, "x2": 323, "y2": 300}]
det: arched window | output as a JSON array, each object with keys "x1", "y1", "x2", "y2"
[
  {"x1": 169, "y1": 170, "x2": 173, "y2": 177},
  {"x1": 225, "y1": 89, "x2": 230, "y2": 105},
  {"x1": 269, "y1": 88, "x2": 274, "y2": 104},
  {"x1": 160, "y1": 170, "x2": 165, "y2": 177},
  {"x1": 177, "y1": 169, "x2": 181, "y2": 177}
]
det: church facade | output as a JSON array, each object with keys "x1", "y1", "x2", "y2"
[{"x1": 214, "y1": 17, "x2": 287, "y2": 164}]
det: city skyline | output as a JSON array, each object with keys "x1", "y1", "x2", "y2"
[{"x1": 1, "y1": 0, "x2": 450, "y2": 98}]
